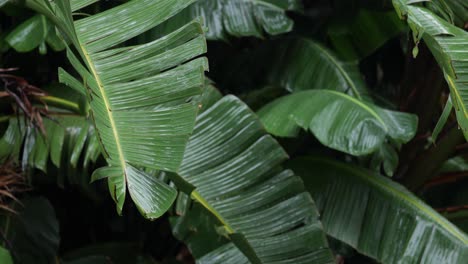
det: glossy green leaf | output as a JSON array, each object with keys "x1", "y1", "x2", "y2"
[
  {"x1": 175, "y1": 95, "x2": 334, "y2": 263},
  {"x1": 393, "y1": 0, "x2": 468, "y2": 140},
  {"x1": 29, "y1": 0, "x2": 208, "y2": 218},
  {"x1": 291, "y1": 157, "x2": 468, "y2": 264},
  {"x1": 258, "y1": 90, "x2": 417, "y2": 156},
  {"x1": 5, "y1": 14, "x2": 47, "y2": 52},
  {"x1": 159, "y1": 0, "x2": 301, "y2": 40},
  {"x1": 5, "y1": 14, "x2": 65, "y2": 53},
  {"x1": 267, "y1": 38, "x2": 369, "y2": 99}
]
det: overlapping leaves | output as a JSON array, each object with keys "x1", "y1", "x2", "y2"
[
  {"x1": 291, "y1": 157, "x2": 468, "y2": 264},
  {"x1": 174, "y1": 92, "x2": 334, "y2": 263},
  {"x1": 27, "y1": 0, "x2": 208, "y2": 218},
  {"x1": 258, "y1": 38, "x2": 417, "y2": 157},
  {"x1": 0, "y1": 117, "x2": 99, "y2": 172},
  {"x1": 258, "y1": 90, "x2": 417, "y2": 156},
  {"x1": 393, "y1": 0, "x2": 468, "y2": 140}
]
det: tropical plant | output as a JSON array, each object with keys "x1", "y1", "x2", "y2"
[{"x1": 0, "y1": 0, "x2": 467, "y2": 263}]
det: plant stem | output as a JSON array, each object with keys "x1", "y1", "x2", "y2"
[
  {"x1": 41, "y1": 96, "x2": 80, "y2": 113},
  {"x1": 401, "y1": 125, "x2": 464, "y2": 190}
]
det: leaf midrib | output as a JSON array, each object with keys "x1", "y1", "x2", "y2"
[
  {"x1": 79, "y1": 43, "x2": 127, "y2": 173},
  {"x1": 325, "y1": 90, "x2": 387, "y2": 130},
  {"x1": 191, "y1": 190, "x2": 235, "y2": 234},
  {"x1": 312, "y1": 157, "x2": 468, "y2": 244},
  {"x1": 310, "y1": 41, "x2": 363, "y2": 100}
]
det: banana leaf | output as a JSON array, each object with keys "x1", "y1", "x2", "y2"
[
  {"x1": 258, "y1": 90, "x2": 417, "y2": 156},
  {"x1": 174, "y1": 93, "x2": 334, "y2": 263},
  {"x1": 290, "y1": 157, "x2": 468, "y2": 264},
  {"x1": 28, "y1": 0, "x2": 208, "y2": 218},
  {"x1": 393, "y1": 0, "x2": 468, "y2": 140}
]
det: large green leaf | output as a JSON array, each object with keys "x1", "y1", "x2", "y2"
[
  {"x1": 174, "y1": 94, "x2": 334, "y2": 263},
  {"x1": 291, "y1": 157, "x2": 468, "y2": 264},
  {"x1": 258, "y1": 90, "x2": 417, "y2": 156},
  {"x1": 158, "y1": 0, "x2": 302, "y2": 40},
  {"x1": 29, "y1": 0, "x2": 208, "y2": 218},
  {"x1": 267, "y1": 38, "x2": 369, "y2": 99},
  {"x1": 393, "y1": 0, "x2": 468, "y2": 140}
]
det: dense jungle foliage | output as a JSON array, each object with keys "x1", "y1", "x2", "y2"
[{"x1": 0, "y1": 0, "x2": 467, "y2": 263}]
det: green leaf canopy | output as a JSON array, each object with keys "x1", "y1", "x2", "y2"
[
  {"x1": 29, "y1": 0, "x2": 208, "y2": 218},
  {"x1": 175, "y1": 93, "x2": 334, "y2": 263},
  {"x1": 291, "y1": 157, "x2": 468, "y2": 264},
  {"x1": 258, "y1": 90, "x2": 417, "y2": 156}
]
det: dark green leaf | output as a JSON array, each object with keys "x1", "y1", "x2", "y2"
[
  {"x1": 258, "y1": 90, "x2": 417, "y2": 156},
  {"x1": 31, "y1": 0, "x2": 208, "y2": 218},
  {"x1": 291, "y1": 157, "x2": 468, "y2": 264},
  {"x1": 393, "y1": 0, "x2": 468, "y2": 140},
  {"x1": 175, "y1": 94, "x2": 335, "y2": 263}
]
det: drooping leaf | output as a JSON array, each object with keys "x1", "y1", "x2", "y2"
[
  {"x1": 290, "y1": 157, "x2": 468, "y2": 264},
  {"x1": 258, "y1": 90, "x2": 417, "y2": 156},
  {"x1": 393, "y1": 0, "x2": 468, "y2": 140},
  {"x1": 266, "y1": 38, "x2": 369, "y2": 99},
  {"x1": 174, "y1": 94, "x2": 334, "y2": 263},
  {"x1": 431, "y1": 97, "x2": 453, "y2": 143},
  {"x1": 158, "y1": 0, "x2": 302, "y2": 40},
  {"x1": 328, "y1": 9, "x2": 405, "y2": 60},
  {"x1": 29, "y1": 0, "x2": 208, "y2": 218}
]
